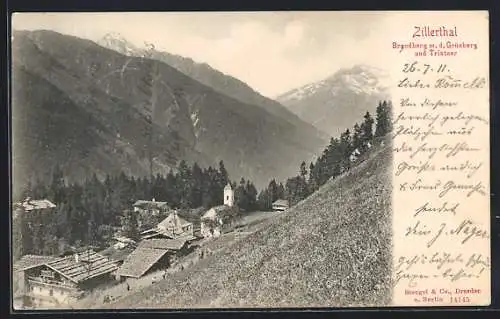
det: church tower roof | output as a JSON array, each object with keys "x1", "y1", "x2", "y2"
[{"x1": 224, "y1": 182, "x2": 232, "y2": 190}]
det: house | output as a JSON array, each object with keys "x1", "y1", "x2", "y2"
[
  {"x1": 15, "y1": 250, "x2": 118, "y2": 308},
  {"x1": 140, "y1": 211, "x2": 195, "y2": 240},
  {"x1": 13, "y1": 198, "x2": 57, "y2": 220},
  {"x1": 14, "y1": 198, "x2": 56, "y2": 212},
  {"x1": 200, "y1": 205, "x2": 239, "y2": 238},
  {"x1": 13, "y1": 255, "x2": 60, "y2": 304},
  {"x1": 200, "y1": 183, "x2": 239, "y2": 238},
  {"x1": 114, "y1": 237, "x2": 194, "y2": 280},
  {"x1": 111, "y1": 236, "x2": 136, "y2": 249},
  {"x1": 13, "y1": 198, "x2": 58, "y2": 257},
  {"x1": 132, "y1": 199, "x2": 170, "y2": 216},
  {"x1": 157, "y1": 211, "x2": 194, "y2": 238},
  {"x1": 272, "y1": 199, "x2": 289, "y2": 212}
]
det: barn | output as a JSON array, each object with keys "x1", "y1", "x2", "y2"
[
  {"x1": 15, "y1": 250, "x2": 118, "y2": 308},
  {"x1": 114, "y1": 236, "x2": 196, "y2": 280}
]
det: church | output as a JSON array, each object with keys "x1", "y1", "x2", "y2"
[{"x1": 200, "y1": 183, "x2": 239, "y2": 238}]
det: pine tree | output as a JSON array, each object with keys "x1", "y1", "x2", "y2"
[
  {"x1": 308, "y1": 162, "x2": 319, "y2": 192},
  {"x1": 235, "y1": 177, "x2": 248, "y2": 211},
  {"x1": 49, "y1": 164, "x2": 66, "y2": 204},
  {"x1": 352, "y1": 122, "x2": 363, "y2": 151},
  {"x1": 386, "y1": 101, "x2": 393, "y2": 133},
  {"x1": 190, "y1": 163, "x2": 203, "y2": 208},
  {"x1": 245, "y1": 181, "x2": 258, "y2": 212},
  {"x1": 218, "y1": 160, "x2": 229, "y2": 186},
  {"x1": 165, "y1": 170, "x2": 180, "y2": 208},
  {"x1": 177, "y1": 160, "x2": 192, "y2": 208},
  {"x1": 298, "y1": 161, "x2": 309, "y2": 198},
  {"x1": 339, "y1": 129, "x2": 352, "y2": 171},
  {"x1": 375, "y1": 100, "x2": 393, "y2": 138},
  {"x1": 257, "y1": 189, "x2": 272, "y2": 211},
  {"x1": 268, "y1": 179, "x2": 279, "y2": 203},
  {"x1": 325, "y1": 137, "x2": 342, "y2": 179},
  {"x1": 277, "y1": 182, "x2": 286, "y2": 200},
  {"x1": 361, "y1": 111, "x2": 374, "y2": 148}
]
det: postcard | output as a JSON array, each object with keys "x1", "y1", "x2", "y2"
[{"x1": 10, "y1": 11, "x2": 490, "y2": 309}]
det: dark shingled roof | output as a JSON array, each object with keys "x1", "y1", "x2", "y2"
[
  {"x1": 137, "y1": 238, "x2": 191, "y2": 251},
  {"x1": 13, "y1": 255, "x2": 60, "y2": 272},
  {"x1": 115, "y1": 247, "x2": 168, "y2": 278},
  {"x1": 14, "y1": 198, "x2": 56, "y2": 211},
  {"x1": 132, "y1": 200, "x2": 169, "y2": 210},
  {"x1": 46, "y1": 250, "x2": 119, "y2": 283},
  {"x1": 272, "y1": 199, "x2": 289, "y2": 207}
]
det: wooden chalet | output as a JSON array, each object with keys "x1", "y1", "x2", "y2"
[
  {"x1": 132, "y1": 199, "x2": 170, "y2": 216},
  {"x1": 114, "y1": 236, "x2": 196, "y2": 280},
  {"x1": 140, "y1": 211, "x2": 194, "y2": 240},
  {"x1": 13, "y1": 255, "x2": 60, "y2": 303},
  {"x1": 13, "y1": 198, "x2": 56, "y2": 220},
  {"x1": 272, "y1": 199, "x2": 289, "y2": 212},
  {"x1": 15, "y1": 250, "x2": 118, "y2": 308}
]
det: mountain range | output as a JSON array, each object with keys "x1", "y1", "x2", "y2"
[
  {"x1": 11, "y1": 30, "x2": 328, "y2": 197},
  {"x1": 277, "y1": 65, "x2": 390, "y2": 137},
  {"x1": 97, "y1": 33, "x2": 326, "y2": 141}
]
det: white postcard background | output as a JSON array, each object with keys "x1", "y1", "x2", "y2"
[{"x1": 10, "y1": 11, "x2": 491, "y2": 309}]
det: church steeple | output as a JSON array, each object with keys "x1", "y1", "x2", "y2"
[{"x1": 223, "y1": 183, "x2": 234, "y2": 207}]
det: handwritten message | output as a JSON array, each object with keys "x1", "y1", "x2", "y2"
[{"x1": 390, "y1": 12, "x2": 490, "y2": 306}]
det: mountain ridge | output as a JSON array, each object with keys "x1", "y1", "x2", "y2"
[
  {"x1": 97, "y1": 32, "x2": 329, "y2": 141},
  {"x1": 11, "y1": 30, "x2": 327, "y2": 197},
  {"x1": 277, "y1": 64, "x2": 391, "y2": 136}
]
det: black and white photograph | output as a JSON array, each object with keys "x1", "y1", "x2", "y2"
[{"x1": 11, "y1": 12, "x2": 395, "y2": 309}]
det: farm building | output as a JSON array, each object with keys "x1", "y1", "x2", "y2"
[
  {"x1": 114, "y1": 236, "x2": 195, "y2": 280},
  {"x1": 200, "y1": 205, "x2": 240, "y2": 238},
  {"x1": 12, "y1": 198, "x2": 58, "y2": 258},
  {"x1": 13, "y1": 198, "x2": 57, "y2": 220},
  {"x1": 13, "y1": 255, "x2": 60, "y2": 305},
  {"x1": 111, "y1": 236, "x2": 136, "y2": 249},
  {"x1": 14, "y1": 250, "x2": 118, "y2": 308},
  {"x1": 14, "y1": 198, "x2": 56, "y2": 212},
  {"x1": 272, "y1": 199, "x2": 289, "y2": 211},
  {"x1": 140, "y1": 211, "x2": 194, "y2": 240},
  {"x1": 132, "y1": 199, "x2": 170, "y2": 216}
]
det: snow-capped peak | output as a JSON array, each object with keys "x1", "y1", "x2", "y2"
[
  {"x1": 98, "y1": 32, "x2": 139, "y2": 56},
  {"x1": 277, "y1": 64, "x2": 389, "y2": 103}
]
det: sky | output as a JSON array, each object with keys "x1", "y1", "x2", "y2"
[{"x1": 12, "y1": 12, "x2": 392, "y2": 97}]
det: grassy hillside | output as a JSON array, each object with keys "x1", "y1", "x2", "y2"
[{"x1": 103, "y1": 143, "x2": 393, "y2": 309}]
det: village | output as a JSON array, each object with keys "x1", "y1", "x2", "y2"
[
  {"x1": 11, "y1": 137, "x2": 379, "y2": 310},
  {"x1": 12, "y1": 183, "x2": 289, "y2": 309}
]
